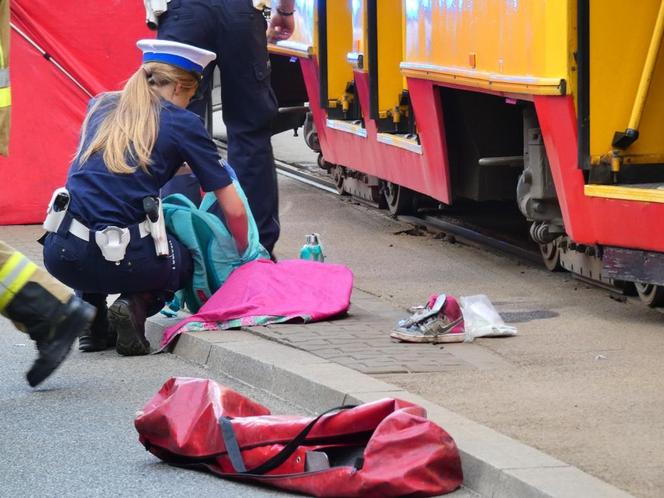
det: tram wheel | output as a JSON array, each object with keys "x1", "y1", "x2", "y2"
[
  {"x1": 539, "y1": 241, "x2": 562, "y2": 271},
  {"x1": 331, "y1": 166, "x2": 346, "y2": 195},
  {"x1": 383, "y1": 181, "x2": 415, "y2": 215},
  {"x1": 634, "y1": 283, "x2": 664, "y2": 307},
  {"x1": 317, "y1": 153, "x2": 331, "y2": 171}
]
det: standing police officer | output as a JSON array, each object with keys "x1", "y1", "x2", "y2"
[{"x1": 153, "y1": 0, "x2": 296, "y2": 257}]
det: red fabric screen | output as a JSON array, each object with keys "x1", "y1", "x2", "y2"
[{"x1": 0, "y1": 1, "x2": 151, "y2": 224}]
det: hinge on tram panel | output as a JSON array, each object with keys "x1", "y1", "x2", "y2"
[{"x1": 375, "y1": 91, "x2": 415, "y2": 135}]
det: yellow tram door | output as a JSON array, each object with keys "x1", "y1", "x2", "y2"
[
  {"x1": 317, "y1": 0, "x2": 357, "y2": 121},
  {"x1": 348, "y1": 0, "x2": 411, "y2": 135},
  {"x1": 581, "y1": 0, "x2": 664, "y2": 194}
]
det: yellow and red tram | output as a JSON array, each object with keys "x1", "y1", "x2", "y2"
[{"x1": 268, "y1": 0, "x2": 664, "y2": 305}]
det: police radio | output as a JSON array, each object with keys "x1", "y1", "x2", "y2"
[
  {"x1": 143, "y1": 196, "x2": 169, "y2": 258},
  {"x1": 43, "y1": 187, "x2": 71, "y2": 233}
]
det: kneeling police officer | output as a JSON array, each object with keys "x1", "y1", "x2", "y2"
[{"x1": 43, "y1": 40, "x2": 249, "y2": 356}]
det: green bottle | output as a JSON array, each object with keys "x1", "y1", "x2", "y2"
[{"x1": 299, "y1": 233, "x2": 325, "y2": 262}]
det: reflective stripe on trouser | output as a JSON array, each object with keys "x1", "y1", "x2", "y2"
[{"x1": 0, "y1": 241, "x2": 70, "y2": 315}]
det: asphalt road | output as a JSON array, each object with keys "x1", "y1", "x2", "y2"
[{"x1": 0, "y1": 317, "x2": 302, "y2": 498}]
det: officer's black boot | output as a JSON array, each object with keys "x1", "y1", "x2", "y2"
[
  {"x1": 109, "y1": 293, "x2": 165, "y2": 357},
  {"x1": 79, "y1": 295, "x2": 116, "y2": 352},
  {"x1": 4, "y1": 283, "x2": 96, "y2": 387}
]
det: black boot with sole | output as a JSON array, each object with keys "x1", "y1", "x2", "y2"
[
  {"x1": 78, "y1": 295, "x2": 116, "y2": 352},
  {"x1": 109, "y1": 293, "x2": 165, "y2": 356},
  {"x1": 5, "y1": 283, "x2": 96, "y2": 386}
]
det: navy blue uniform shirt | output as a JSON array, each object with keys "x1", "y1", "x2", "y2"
[{"x1": 67, "y1": 94, "x2": 231, "y2": 230}]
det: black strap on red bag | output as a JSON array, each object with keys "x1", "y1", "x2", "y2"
[{"x1": 219, "y1": 405, "x2": 357, "y2": 475}]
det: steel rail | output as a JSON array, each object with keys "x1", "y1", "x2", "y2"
[
  {"x1": 213, "y1": 138, "x2": 338, "y2": 194},
  {"x1": 274, "y1": 161, "x2": 338, "y2": 194},
  {"x1": 398, "y1": 215, "x2": 542, "y2": 265}
]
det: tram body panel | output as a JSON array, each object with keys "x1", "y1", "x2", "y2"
[
  {"x1": 322, "y1": 1, "x2": 354, "y2": 108},
  {"x1": 299, "y1": 56, "x2": 452, "y2": 203},
  {"x1": 401, "y1": 0, "x2": 570, "y2": 96},
  {"x1": 588, "y1": 0, "x2": 664, "y2": 165},
  {"x1": 374, "y1": 0, "x2": 407, "y2": 120},
  {"x1": 536, "y1": 96, "x2": 664, "y2": 253}
]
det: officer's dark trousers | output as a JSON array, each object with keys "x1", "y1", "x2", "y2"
[
  {"x1": 158, "y1": 0, "x2": 280, "y2": 254},
  {"x1": 43, "y1": 227, "x2": 193, "y2": 313}
]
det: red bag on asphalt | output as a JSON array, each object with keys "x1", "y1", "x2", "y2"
[{"x1": 135, "y1": 377, "x2": 463, "y2": 497}]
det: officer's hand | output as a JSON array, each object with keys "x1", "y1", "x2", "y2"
[{"x1": 267, "y1": 12, "x2": 295, "y2": 43}]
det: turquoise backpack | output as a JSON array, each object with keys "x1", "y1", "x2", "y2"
[{"x1": 163, "y1": 164, "x2": 269, "y2": 313}]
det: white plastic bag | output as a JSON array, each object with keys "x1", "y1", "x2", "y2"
[{"x1": 460, "y1": 295, "x2": 517, "y2": 342}]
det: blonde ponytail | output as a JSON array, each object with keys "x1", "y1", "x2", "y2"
[{"x1": 77, "y1": 62, "x2": 199, "y2": 174}]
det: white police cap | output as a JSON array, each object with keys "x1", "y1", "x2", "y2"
[{"x1": 137, "y1": 39, "x2": 216, "y2": 74}]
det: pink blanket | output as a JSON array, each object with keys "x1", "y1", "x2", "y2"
[{"x1": 161, "y1": 259, "x2": 354, "y2": 347}]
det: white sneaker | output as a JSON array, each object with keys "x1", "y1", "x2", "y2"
[{"x1": 390, "y1": 315, "x2": 464, "y2": 343}]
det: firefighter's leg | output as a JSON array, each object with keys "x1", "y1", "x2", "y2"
[{"x1": 0, "y1": 242, "x2": 95, "y2": 386}]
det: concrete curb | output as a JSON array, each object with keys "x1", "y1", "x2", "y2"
[{"x1": 146, "y1": 315, "x2": 634, "y2": 498}]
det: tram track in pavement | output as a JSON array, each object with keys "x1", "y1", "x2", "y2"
[{"x1": 283, "y1": 159, "x2": 545, "y2": 265}]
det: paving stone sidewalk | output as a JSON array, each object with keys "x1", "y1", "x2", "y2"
[{"x1": 247, "y1": 287, "x2": 510, "y2": 375}]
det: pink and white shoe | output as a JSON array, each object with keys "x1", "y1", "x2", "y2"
[{"x1": 390, "y1": 294, "x2": 465, "y2": 343}]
